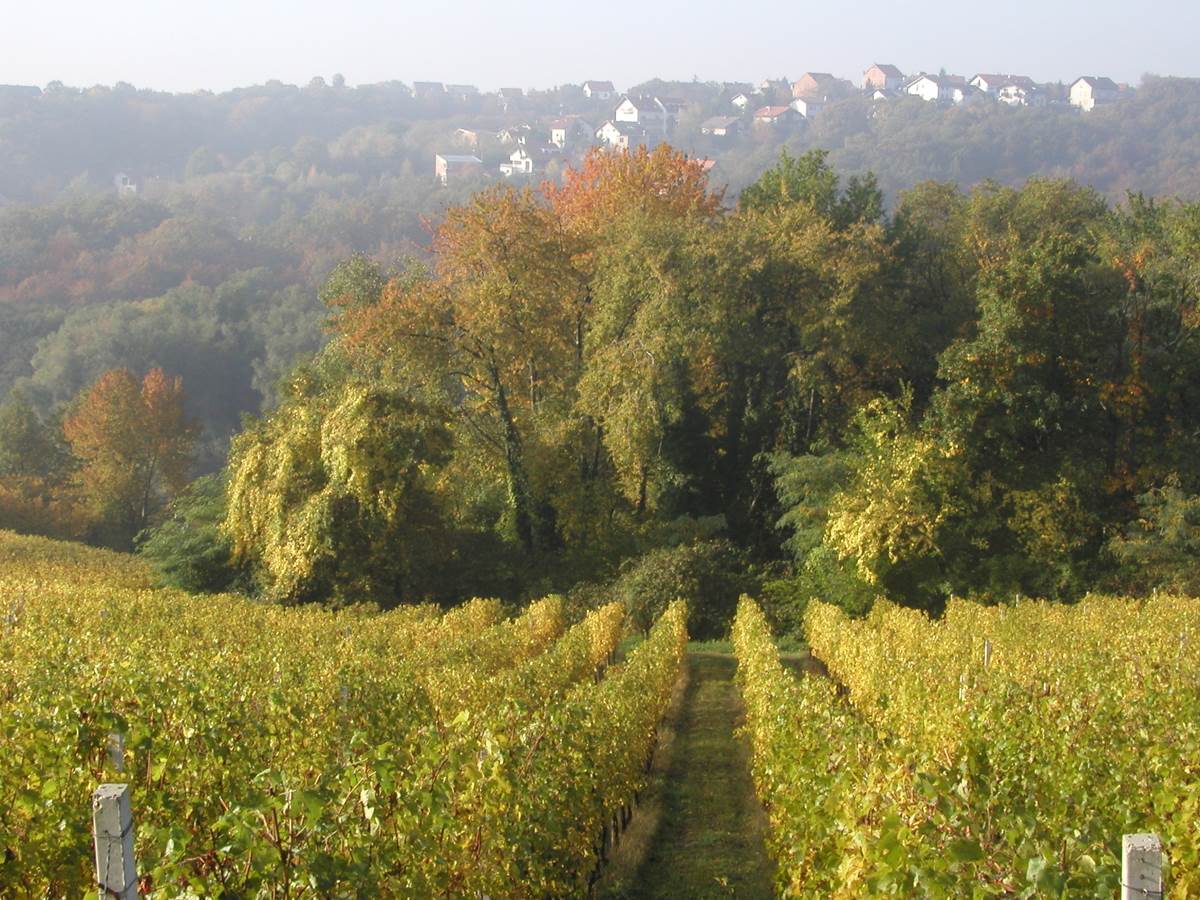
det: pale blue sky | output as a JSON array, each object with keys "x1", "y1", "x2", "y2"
[{"x1": 4, "y1": 0, "x2": 1196, "y2": 93}]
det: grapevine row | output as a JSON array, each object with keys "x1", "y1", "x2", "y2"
[
  {"x1": 734, "y1": 594, "x2": 1200, "y2": 896},
  {"x1": 0, "y1": 530, "x2": 685, "y2": 896}
]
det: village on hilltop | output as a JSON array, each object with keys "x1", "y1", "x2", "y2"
[{"x1": 433, "y1": 67, "x2": 1129, "y2": 184}]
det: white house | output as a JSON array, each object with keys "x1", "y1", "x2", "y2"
[
  {"x1": 905, "y1": 74, "x2": 973, "y2": 104},
  {"x1": 500, "y1": 147, "x2": 536, "y2": 178},
  {"x1": 997, "y1": 82, "x2": 1046, "y2": 107},
  {"x1": 619, "y1": 96, "x2": 667, "y2": 127},
  {"x1": 113, "y1": 173, "x2": 138, "y2": 196},
  {"x1": 499, "y1": 142, "x2": 560, "y2": 177},
  {"x1": 700, "y1": 116, "x2": 741, "y2": 137},
  {"x1": 497, "y1": 124, "x2": 534, "y2": 145},
  {"x1": 596, "y1": 120, "x2": 646, "y2": 150},
  {"x1": 614, "y1": 96, "x2": 667, "y2": 131},
  {"x1": 434, "y1": 154, "x2": 483, "y2": 185},
  {"x1": 790, "y1": 96, "x2": 824, "y2": 118},
  {"x1": 971, "y1": 74, "x2": 1041, "y2": 101},
  {"x1": 731, "y1": 92, "x2": 751, "y2": 110},
  {"x1": 1069, "y1": 76, "x2": 1119, "y2": 112},
  {"x1": 549, "y1": 117, "x2": 593, "y2": 149},
  {"x1": 904, "y1": 74, "x2": 944, "y2": 102},
  {"x1": 948, "y1": 80, "x2": 979, "y2": 105},
  {"x1": 583, "y1": 80, "x2": 616, "y2": 100},
  {"x1": 970, "y1": 73, "x2": 1008, "y2": 95}
]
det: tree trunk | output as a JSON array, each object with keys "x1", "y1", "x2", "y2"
[{"x1": 490, "y1": 364, "x2": 536, "y2": 552}]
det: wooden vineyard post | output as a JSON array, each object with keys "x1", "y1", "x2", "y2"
[
  {"x1": 93, "y1": 783, "x2": 138, "y2": 899},
  {"x1": 1122, "y1": 833, "x2": 1164, "y2": 900}
]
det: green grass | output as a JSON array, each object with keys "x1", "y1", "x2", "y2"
[
  {"x1": 689, "y1": 635, "x2": 808, "y2": 654},
  {"x1": 599, "y1": 651, "x2": 776, "y2": 899}
]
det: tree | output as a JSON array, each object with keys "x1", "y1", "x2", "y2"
[
  {"x1": 137, "y1": 473, "x2": 248, "y2": 593},
  {"x1": 739, "y1": 149, "x2": 882, "y2": 229},
  {"x1": 607, "y1": 539, "x2": 752, "y2": 639},
  {"x1": 0, "y1": 389, "x2": 68, "y2": 489},
  {"x1": 223, "y1": 356, "x2": 453, "y2": 604},
  {"x1": 62, "y1": 367, "x2": 196, "y2": 545},
  {"x1": 823, "y1": 389, "x2": 970, "y2": 611},
  {"x1": 0, "y1": 389, "x2": 78, "y2": 538},
  {"x1": 340, "y1": 186, "x2": 588, "y2": 554},
  {"x1": 1108, "y1": 476, "x2": 1200, "y2": 596},
  {"x1": 712, "y1": 157, "x2": 896, "y2": 502},
  {"x1": 575, "y1": 213, "x2": 715, "y2": 515},
  {"x1": 769, "y1": 450, "x2": 875, "y2": 621},
  {"x1": 319, "y1": 253, "x2": 388, "y2": 311},
  {"x1": 546, "y1": 144, "x2": 723, "y2": 240}
]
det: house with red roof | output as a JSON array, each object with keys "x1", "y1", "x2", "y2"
[
  {"x1": 792, "y1": 72, "x2": 853, "y2": 100},
  {"x1": 752, "y1": 105, "x2": 800, "y2": 126},
  {"x1": 863, "y1": 64, "x2": 904, "y2": 92}
]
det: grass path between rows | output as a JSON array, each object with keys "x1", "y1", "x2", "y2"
[{"x1": 599, "y1": 650, "x2": 776, "y2": 899}]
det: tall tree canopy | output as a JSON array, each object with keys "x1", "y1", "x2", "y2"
[
  {"x1": 104, "y1": 143, "x2": 1200, "y2": 629},
  {"x1": 62, "y1": 367, "x2": 195, "y2": 545}
]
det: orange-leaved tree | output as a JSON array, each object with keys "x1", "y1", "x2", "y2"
[
  {"x1": 545, "y1": 144, "x2": 724, "y2": 240},
  {"x1": 63, "y1": 367, "x2": 196, "y2": 544}
]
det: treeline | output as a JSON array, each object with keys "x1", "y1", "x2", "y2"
[
  {"x1": 777, "y1": 76, "x2": 1200, "y2": 200},
  {"x1": 6, "y1": 75, "x2": 1200, "y2": 203},
  {"x1": 3, "y1": 146, "x2": 1198, "y2": 633},
  {"x1": 0, "y1": 161, "x2": 483, "y2": 468},
  {"x1": 152, "y1": 150, "x2": 1200, "y2": 625},
  {"x1": 5, "y1": 77, "x2": 1200, "y2": 483},
  {"x1": 0, "y1": 77, "x2": 604, "y2": 201},
  {"x1": 0, "y1": 367, "x2": 195, "y2": 548}
]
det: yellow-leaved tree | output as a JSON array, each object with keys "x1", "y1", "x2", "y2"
[{"x1": 223, "y1": 358, "x2": 452, "y2": 604}]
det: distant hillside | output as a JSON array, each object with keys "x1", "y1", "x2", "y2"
[
  {"x1": 2, "y1": 75, "x2": 1199, "y2": 203},
  {"x1": 2, "y1": 73, "x2": 1199, "y2": 469}
]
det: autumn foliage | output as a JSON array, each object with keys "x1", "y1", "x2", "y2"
[
  {"x1": 545, "y1": 144, "x2": 724, "y2": 235},
  {"x1": 63, "y1": 367, "x2": 195, "y2": 543}
]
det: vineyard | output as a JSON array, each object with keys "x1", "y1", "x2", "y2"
[
  {"x1": 6, "y1": 522, "x2": 1199, "y2": 897},
  {"x1": 734, "y1": 596, "x2": 1200, "y2": 897},
  {"x1": 0, "y1": 531, "x2": 687, "y2": 896}
]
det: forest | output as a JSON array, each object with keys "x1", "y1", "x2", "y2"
[
  {"x1": 4, "y1": 77, "x2": 1200, "y2": 469},
  {"x1": 2, "y1": 133, "x2": 1198, "y2": 636}
]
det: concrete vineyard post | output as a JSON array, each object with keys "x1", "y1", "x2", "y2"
[
  {"x1": 1122, "y1": 833, "x2": 1164, "y2": 900},
  {"x1": 93, "y1": 783, "x2": 138, "y2": 899}
]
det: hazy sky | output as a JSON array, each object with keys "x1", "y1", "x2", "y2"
[{"x1": 4, "y1": 0, "x2": 1197, "y2": 93}]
